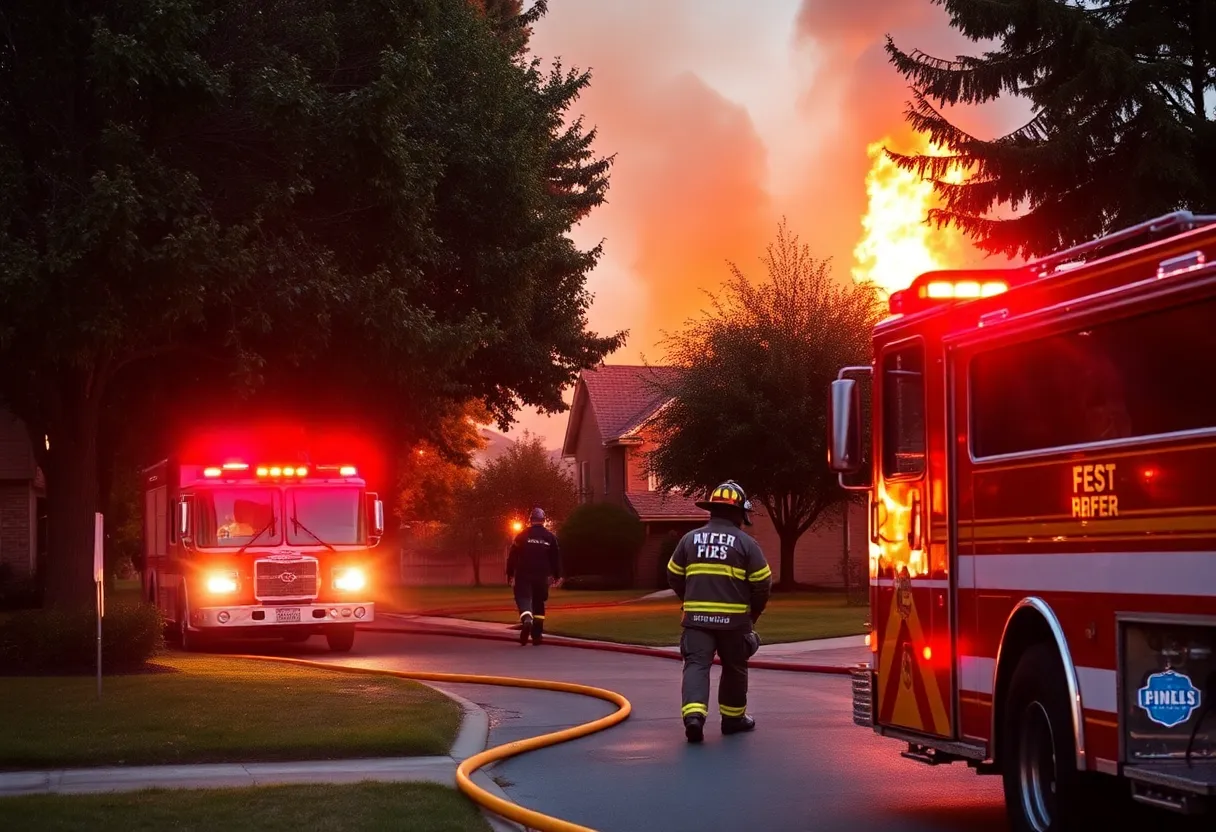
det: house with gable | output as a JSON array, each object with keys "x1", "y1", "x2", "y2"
[{"x1": 561, "y1": 364, "x2": 866, "y2": 589}]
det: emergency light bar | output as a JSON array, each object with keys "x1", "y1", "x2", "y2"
[
  {"x1": 200, "y1": 462, "x2": 356, "y2": 479},
  {"x1": 888, "y1": 268, "x2": 1029, "y2": 316}
]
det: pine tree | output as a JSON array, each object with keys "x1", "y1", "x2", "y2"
[{"x1": 886, "y1": 0, "x2": 1216, "y2": 259}]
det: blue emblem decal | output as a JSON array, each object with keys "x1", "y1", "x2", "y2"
[{"x1": 1137, "y1": 669, "x2": 1202, "y2": 728}]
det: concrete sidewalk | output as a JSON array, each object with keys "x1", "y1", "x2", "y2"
[
  {"x1": 375, "y1": 613, "x2": 871, "y2": 668},
  {"x1": 0, "y1": 682, "x2": 523, "y2": 832}
]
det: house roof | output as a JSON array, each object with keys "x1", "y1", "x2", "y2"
[
  {"x1": 625, "y1": 490, "x2": 707, "y2": 522},
  {"x1": 561, "y1": 364, "x2": 681, "y2": 455}
]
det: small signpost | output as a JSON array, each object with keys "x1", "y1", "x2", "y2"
[{"x1": 94, "y1": 512, "x2": 104, "y2": 698}]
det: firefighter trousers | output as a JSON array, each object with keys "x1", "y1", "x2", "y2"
[
  {"x1": 679, "y1": 626, "x2": 750, "y2": 722},
  {"x1": 513, "y1": 578, "x2": 549, "y2": 637}
]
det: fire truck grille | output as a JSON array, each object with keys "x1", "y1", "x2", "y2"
[{"x1": 254, "y1": 558, "x2": 319, "y2": 600}]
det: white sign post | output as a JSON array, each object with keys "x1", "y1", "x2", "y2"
[{"x1": 94, "y1": 512, "x2": 104, "y2": 698}]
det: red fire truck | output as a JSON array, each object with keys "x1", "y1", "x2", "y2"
[
  {"x1": 828, "y1": 211, "x2": 1216, "y2": 830},
  {"x1": 140, "y1": 448, "x2": 384, "y2": 653}
]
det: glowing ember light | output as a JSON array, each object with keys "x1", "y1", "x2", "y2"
[
  {"x1": 852, "y1": 135, "x2": 971, "y2": 298},
  {"x1": 511, "y1": 520, "x2": 524, "y2": 533}
]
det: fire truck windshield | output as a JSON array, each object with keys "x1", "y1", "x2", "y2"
[
  {"x1": 286, "y1": 487, "x2": 363, "y2": 546},
  {"x1": 196, "y1": 488, "x2": 281, "y2": 548}
]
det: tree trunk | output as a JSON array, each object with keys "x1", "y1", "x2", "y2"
[
  {"x1": 777, "y1": 532, "x2": 798, "y2": 591},
  {"x1": 469, "y1": 548, "x2": 482, "y2": 587},
  {"x1": 44, "y1": 379, "x2": 104, "y2": 610}
]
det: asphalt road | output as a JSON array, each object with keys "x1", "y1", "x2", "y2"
[{"x1": 264, "y1": 631, "x2": 1010, "y2": 832}]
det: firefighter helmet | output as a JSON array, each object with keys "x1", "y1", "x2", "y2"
[{"x1": 695, "y1": 480, "x2": 754, "y2": 526}]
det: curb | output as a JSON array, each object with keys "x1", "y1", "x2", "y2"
[
  {"x1": 424, "y1": 686, "x2": 525, "y2": 832},
  {"x1": 360, "y1": 624, "x2": 853, "y2": 676}
]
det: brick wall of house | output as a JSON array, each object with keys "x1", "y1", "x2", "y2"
[
  {"x1": 0, "y1": 483, "x2": 33, "y2": 577},
  {"x1": 746, "y1": 500, "x2": 867, "y2": 588}
]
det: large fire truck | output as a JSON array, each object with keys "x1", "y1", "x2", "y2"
[
  {"x1": 828, "y1": 211, "x2": 1216, "y2": 830},
  {"x1": 140, "y1": 439, "x2": 384, "y2": 653}
]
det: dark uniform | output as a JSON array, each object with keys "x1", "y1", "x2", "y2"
[
  {"x1": 506, "y1": 508, "x2": 561, "y2": 646},
  {"x1": 667, "y1": 480, "x2": 772, "y2": 742}
]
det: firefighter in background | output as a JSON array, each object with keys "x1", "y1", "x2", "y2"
[
  {"x1": 506, "y1": 507, "x2": 562, "y2": 646},
  {"x1": 668, "y1": 480, "x2": 772, "y2": 743}
]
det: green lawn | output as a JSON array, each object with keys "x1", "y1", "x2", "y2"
[
  {"x1": 459, "y1": 593, "x2": 867, "y2": 647},
  {"x1": 379, "y1": 584, "x2": 649, "y2": 614},
  {"x1": 0, "y1": 783, "x2": 490, "y2": 832},
  {"x1": 0, "y1": 654, "x2": 460, "y2": 769}
]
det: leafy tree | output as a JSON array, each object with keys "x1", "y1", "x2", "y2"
[
  {"x1": 449, "y1": 432, "x2": 575, "y2": 585},
  {"x1": 647, "y1": 221, "x2": 882, "y2": 590},
  {"x1": 886, "y1": 0, "x2": 1216, "y2": 259},
  {"x1": 558, "y1": 502, "x2": 645, "y2": 588},
  {"x1": 398, "y1": 400, "x2": 489, "y2": 525},
  {"x1": 0, "y1": 0, "x2": 621, "y2": 607}
]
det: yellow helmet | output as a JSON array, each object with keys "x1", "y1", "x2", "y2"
[{"x1": 695, "y1": 480, "x2": 753, "y2": 526}]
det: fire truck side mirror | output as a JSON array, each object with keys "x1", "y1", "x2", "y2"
[
  {"x1": 367, "y1": 492, "x2": 385, "y2": 545},
  {"x1": 828, "y1": 378, "x2": 870, "y2": 489},
  {"x1": 178, "y1": 497, "x2": 193, "y2": 544}
]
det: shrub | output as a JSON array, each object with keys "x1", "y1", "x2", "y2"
[
  {"x1": 654, "y1": 531, "x2": 680, "y2": 590},
  {"x1": 0, "y1": 599, "x2": 164, "y2": 675},
  {"x1": 557, "y1": 502, "x2": 645, "y2": 587},
  {"x1": 0, "y1": 563, "x2": 41, "y2": 611}
]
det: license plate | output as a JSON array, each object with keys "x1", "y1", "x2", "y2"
[{"x1": 276, "y1": 607, "x2": 301, "y2": 623}]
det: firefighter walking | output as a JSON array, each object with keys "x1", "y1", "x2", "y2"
[
  {"x1": 667, "y1": 480, "x2": 772, "y2": 743},
  {"x1": 506, "y1": 507, "x2": 562, "y2": 646}
]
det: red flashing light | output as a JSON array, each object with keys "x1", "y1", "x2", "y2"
[
  {"x1": 295, "y1": 466, "x2": 309, "y2": 477},
  {"x1": 203, "y1": 466, "x2": 222, "y2": 478},
  {"x1": 889, "y1": 268, "x2": 1026, "y2": 316},
  {"x1": 922, "y1": 645, "x2": 933, "y2": 661},
  {"x1": 339, "y1": 465, "x2": 357, "y2": 477},
  {"x1": 222, "y1": 462, "x2": 249, "y2": 471},
  {"x1": 256, "y1": 466, "x2": 269, "y2": 477}
]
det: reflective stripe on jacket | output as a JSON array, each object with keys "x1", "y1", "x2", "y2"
[{"x1": 666, "y1": 517, "x2": 772, "y2": 629}]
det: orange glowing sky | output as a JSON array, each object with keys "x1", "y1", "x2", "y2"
[{"x1": 503, "y1": 0, "x2": 1027, "y2": 447}]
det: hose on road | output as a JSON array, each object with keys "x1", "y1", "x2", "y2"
[{"x1": 235, "y1": 654, "x2": 630, "y2": 832}]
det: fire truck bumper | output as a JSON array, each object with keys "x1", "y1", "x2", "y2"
[
  {"x1": 193, "y1": 602, "x2": 375, "y2": 628},
  {"x1": 851, "y1": 662, "x2": 874, "y2": 728}
]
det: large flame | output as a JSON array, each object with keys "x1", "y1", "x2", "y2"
[{"x1": 852, "y1": 135, "x2": 970, "y2": 297}]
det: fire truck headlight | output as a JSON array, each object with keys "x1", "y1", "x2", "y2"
[
  {"x1": 333, "y1": 567, "x2": 366, "y2": 592},
  {"x1": 206, "y1": 572, "x2": 239, "y2": 594}
]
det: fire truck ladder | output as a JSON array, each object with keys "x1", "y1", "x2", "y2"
[{"x1": 1030, "y1": 210, "x2": 1216, "y2": 278}]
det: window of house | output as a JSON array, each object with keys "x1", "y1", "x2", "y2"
[
  {"x1": 648, "y1": 472, "x2": 658, "y2": 491},
  {"x1": 970, "y1": 296, "x2": 1216, "y2": 458},
  {"x1": 881, "y1": 343, "x2": 926, "y2": 478},
  {"x1": 603, "y1": 455, "x2": 610, "y2": 493},
  {"x1": 580, "y1": 461, "x2": 591, "y2": 501}
]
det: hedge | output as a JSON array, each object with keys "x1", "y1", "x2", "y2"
[{"x1": 0, "y1": 599, "x2": 164, "y2": 675}]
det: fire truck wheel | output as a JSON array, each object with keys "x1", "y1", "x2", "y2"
[
  {"x1": 178, "y1": 589, "x2": 203, "y2": 653},
  {"x1": 1001, "y1": 643, "x2": 1086, "y2": 832},
  {"x1": 326, "y1": 625, "x2": 356, "y2": 653}
]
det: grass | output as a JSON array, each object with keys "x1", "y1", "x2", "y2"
[
  {"x1": 0, "y1": 782, "x2": 491, "y2": 832},
  {"x1": 0, "y1": 653, "x2": 460, "y2": 769},
  {"x1": 457, "y1": 592, "x2": 867, "y2": 647},
  {"x1": 380, "y1": 584, "x2": 649, "y2": 614}
]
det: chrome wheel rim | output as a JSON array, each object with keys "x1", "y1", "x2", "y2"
[{"x1": 1018, "y1": 701, "x2": 1057, "y2": 831}]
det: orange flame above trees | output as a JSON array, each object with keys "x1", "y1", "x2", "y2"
[{"x1": 852, "y1": 135, "x2": 971, "y2": 297}]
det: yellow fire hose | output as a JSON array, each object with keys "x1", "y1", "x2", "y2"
[{"x1": 237, "y1": 655, "x2": 631, "y2": 832}]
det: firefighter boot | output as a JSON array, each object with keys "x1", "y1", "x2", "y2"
[
  {"x1": 721, "y1": 715, "x2": 756, "y2": 735},
  {"x1": 518, "y1": 612, "x2": 533, "y2": 646},
  {"x1": 684, "y1": 715, "x2": 705, "y2": 744},
  {"x1": 531, "y1": 618, "x2": 544, "y2": 645}
]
